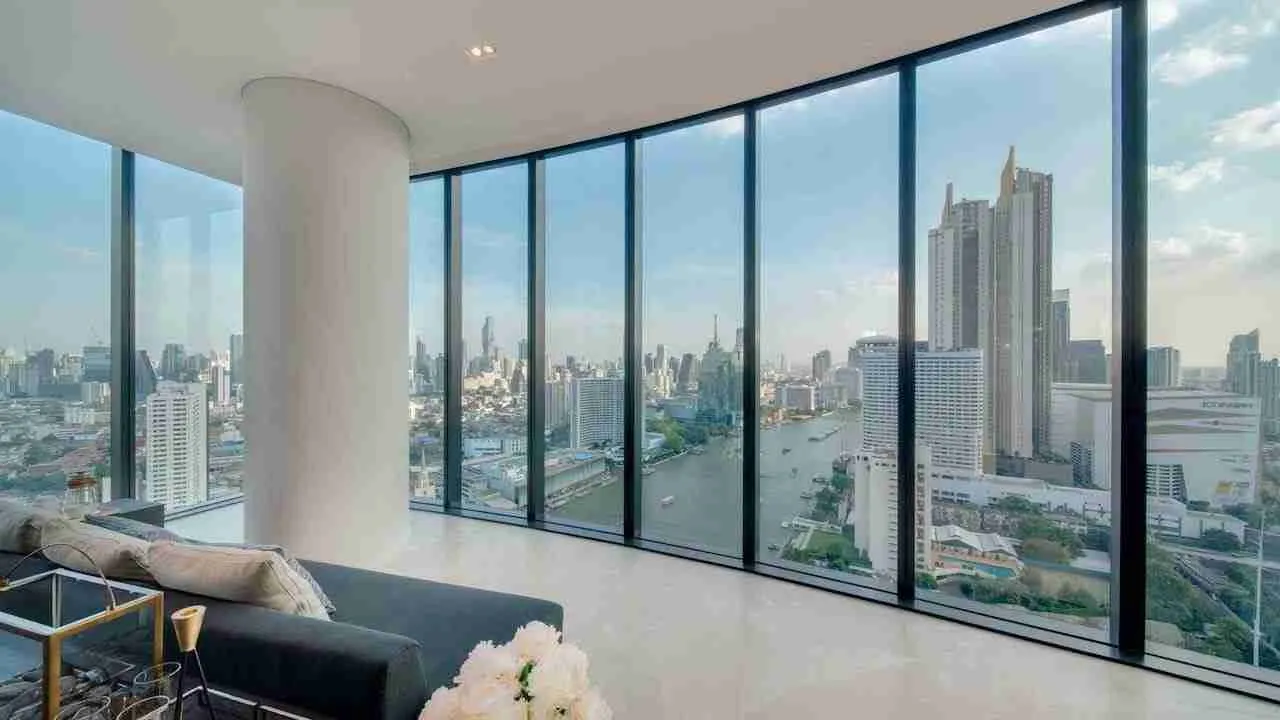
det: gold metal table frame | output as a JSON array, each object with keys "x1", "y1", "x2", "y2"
[{"x1": 0, "y1": 568, "x2": 163, "y2": 719}]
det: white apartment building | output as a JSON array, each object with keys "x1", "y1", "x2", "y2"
[
  {"x1": 144, "y1": 381, "x2": 208, "y2": 510},
  {"x1": 862, "y1": 348, "x2": 984, "y2": 473},
  {"x1": 569, "y1": 376, "x2": 624, "y2": 448},
  {"x1": 851, "y1": 446, "x2": 933, "y2": 578}
]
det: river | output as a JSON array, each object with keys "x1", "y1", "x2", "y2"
[{"x1": 552, "y1": 408, "x2": 863, "y2": 556}]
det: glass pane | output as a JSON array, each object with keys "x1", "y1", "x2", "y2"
[
  {"x1": 544, "y1": 144, "x2": 626, "y2": 531},
  {"x1": 758, "y1": 75, "x2": 899, "y2": 588},
  {"x1": 410, "y1": 178, "x2": 445, "y2": 503},
  {"x1": 135, "y1": 155, "x2": 244, "y2": 512},
  {"x1": 1145, "y1": 0, "x2": 1280, "y2": 677},
  {"x1": 914, "y1": 11, "x2": 1115, "y2": 639},
  {"x1": 461, "y1": 165, "x2": 528, "y2": 515},
  {"x1": 0, "y1": 110, "x2": 111, "y2": 504},
  {"x1": 639, "y1": 117, "x2": 744, "y2": 557}
]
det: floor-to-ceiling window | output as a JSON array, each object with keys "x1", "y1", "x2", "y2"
[
  {"x1": 543, "y1": 144, "x2": 627, "y2": 531},
  {"x1": 0, "y1": 110, "x2": 112, "y2": 503},
  {"x1": 1145, "y1": 0, "x2": 1280, "y2": 678},
  {"x1": 134, "y1": 155, "x2": 244, "y2": 512},
  {"x1": 758, "y1": 74, "x2": 900, "y2": 587},
  {"x1": 409, "y1": 178, "x2": 446, "y2": 504},
  {"x1": 460, "y1": 163, "x2": 529, "y2": 515},
  {"x1": 913, "y1": 9, "x2": 1116, "y2": 638},
  {"x1": 638, "y1": 116, "x2": 745, "y2": 557}
]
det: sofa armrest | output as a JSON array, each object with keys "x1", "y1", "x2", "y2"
[{"x1": 174, "y1": 600, "x2": 427, "y2": 720}]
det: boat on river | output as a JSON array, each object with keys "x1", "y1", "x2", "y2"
[{"x1": 661, "y1": 495, "x2": 675, "y2": 507}]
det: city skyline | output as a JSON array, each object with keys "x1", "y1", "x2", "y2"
[{"x1": 3, "y1": 6, "x2": 1277, "y2": 367}]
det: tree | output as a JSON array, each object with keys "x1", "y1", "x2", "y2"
[
  {"x1": 1199, "y1": 529, "x2": 1241, "y2": 553},
  {"x1": 662, "y1": 427, "x2": 685, "y2": 453},
  {"x1": 993, "y1": 496, "x2": 1041, "y2": 516},
  {"x1": 916, "y1": 573, "x2": 938, "y2": 590},
  {"x1": 1021, "y1": 537, "x2": 1071, "y2": 564}
]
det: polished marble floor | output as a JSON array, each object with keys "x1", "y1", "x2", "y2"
[
  {"x1": 168, "y1": 505, "x2": 1278, "y2": 717},
  {"x1": 377, "y1": 511, "x2": 1276, "y2": 719}
]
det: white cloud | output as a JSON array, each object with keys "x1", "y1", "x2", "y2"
[
  {"x1": 1149, "y1": 157, "x2": 1225, "y2": 192},
  {"x1": 1154, "y1": 45, "x2": 1247, "y2": 85},
  {"x1": 1150, "y1": 0, "x2": 1180, "y2": 30},
  {"x1": 1151, "y1": 225, "x2": 1253, "y2": 264},
  {"x1": 1211, "y1": 100, "x2": 1280, "y2": 150},
  {"x1": 702, "y1": 115, "x2": 744, "y2": 139}
]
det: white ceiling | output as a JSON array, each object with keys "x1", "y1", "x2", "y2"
[{"x1": 0, "y1": 0, "x2": 1071, "y2": 184}]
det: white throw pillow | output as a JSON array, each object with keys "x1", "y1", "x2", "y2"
[
  {"x1": 39, "y1": 518, "x2": 153, "y2": 581},
  {"x1": 146, "y1": 541, "x2": 330, "y2": 620}
]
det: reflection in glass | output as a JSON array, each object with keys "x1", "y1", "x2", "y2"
[
  {"x1": 461, "y1": 165, "x2": 529, "y2": 515},
  {"x1": 0, "y1": 111, "x2": 112, "y2": 504},
  {"x1": 1144, "y1": 0, "x2": 1280, "y2": 676},
  {"x1": 758, "y1": 75, "x2": 899, "y2": 587},
  {"x1": 135, "y1": 156, "x2": 244, "y2": 512},
  {"x1": 543, "y1": 144, "x2": 626, "y2": 531},
  {"x1": 639, "y1": 117, "x2": 744, "y2": 556},
  {"x1": 410, "y1": 179, "x2": 446, "y2": 503},
  {"x1": 913, "y1": 12, "x2": 1114, "y2": 637}
]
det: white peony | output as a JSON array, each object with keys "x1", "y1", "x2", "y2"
[
  {"x1": 527, "y1": 643, "x2": 590, "y2": 719},
  {"x1": 419, "y1": 686, "x2": 461, "y2": 720},
  {"x1": 507, "y1": 621, "x2": 562, "y2": 663},
  {"x1": 455, "y1": 641, "x2": 521, "y2": 692},
  {"x1": 570, "y1": 687, "x2": 613, "y2": 720}
]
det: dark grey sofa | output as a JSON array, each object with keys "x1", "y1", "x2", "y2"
[{"x1": 0, "y1": 552, "x2": 563, "y2": 720}]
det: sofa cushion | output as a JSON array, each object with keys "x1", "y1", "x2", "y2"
[
  {"x1": 147, "y1": 541, "x2": 329, "y2": 619},
  {"x1": 39, "y1": 518, "x2": 152, "y2": 581},
  {"x1": 83, "y1": 513, "x2": 184, "y2": 543},
  {"x1": 82, "y1": 515, "x2": 336, "y2": 616},
  {"x1": 0, "y1": 500, "x2": 59, "y2": 554}
]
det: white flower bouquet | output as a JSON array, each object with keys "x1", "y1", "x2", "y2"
[{"x1": 420, "y1": 622, "x2": 612, "y2": 720}]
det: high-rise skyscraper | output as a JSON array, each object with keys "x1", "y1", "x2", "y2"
[
  {"x1": 518, "y1": 338, "x2": 528, "y2": 361},
  {"x1": 415, "y1": 336, "x2": 428, "y2": 377},
  {"x1": 928, "y1": 183, "x2": 988, "y2": 352},
  {"x1": 655, "y1": 344, "x2": 668, "y2": 376},
  {"x1": 1147, "y1": 346, "x2": 1181, "y2": 389},
  {"x1": 929, "y1": 148, "x2": 1052, "y2": 463},
  {"x1": 1068, "y1": 340, "x2": 1107, "y2": 384},
  {"x1": 229, "y1": 333, "x2": 244, "y2": 387},
  {"x1": 644, "y1": 353, "x2": 655, "y2": 375},
  {"x1": 482, "y1": 316, "x2": 496, "y2": 360},
  {"x1": 698, "y1": 323, "x2": 741, "y2": 425},
  {"x1": 991, "y1": 147, "x2": 1053, "y2": 461},
  {"x1": 82, "y1": 345, "x2": 111, "y2": 383},
  {"x1": 811, "y1": 349, "x2": 832, "y2": 382},
  {"x1": 161, "y1": 343, "x2": 186, "y2": 380},
  {"x1": 546, "y1": 375, "x2": 570, "y2": 433},
  {"x1": 135, "y1": 350, "x2": 157, "y2": 401},
  {"x1": 677, "y1": 353, "x2": 696, "y2": 392},
  {"x1": 212, "y1": 364, "x2": 231, "y2": 406},
  {"x1": 144, "y1": 381, "x2": 208, "y2": 510},
  {"x1": 1051, "y1": 290, "x2": 1071, "y2": 381},
  {"x1": 1260, "y1": 359, "x2": 1280, "y2": 436},
  {"x1": 568, "y1": 376, "x2": 624, "y2": 448},
  {"x1": 1226, "y1": 329, "x2": 1261, "y2": 396}
]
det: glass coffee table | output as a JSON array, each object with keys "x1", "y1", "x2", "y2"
[{"x1": 0, "y1": 567, "x2": 163, "y2": 719}]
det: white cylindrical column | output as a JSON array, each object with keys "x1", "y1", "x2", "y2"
[{"x1": 242, "y1": 78, "x2": 409, "y2": 564}]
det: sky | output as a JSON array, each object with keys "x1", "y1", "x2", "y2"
[{"x1": 3, "y1": 0, "x2": 1277, "y2": 370}]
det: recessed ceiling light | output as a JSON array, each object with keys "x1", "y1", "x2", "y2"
[{"x1": 466, "y1": 44, "x2": 496, "y2": 60}]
